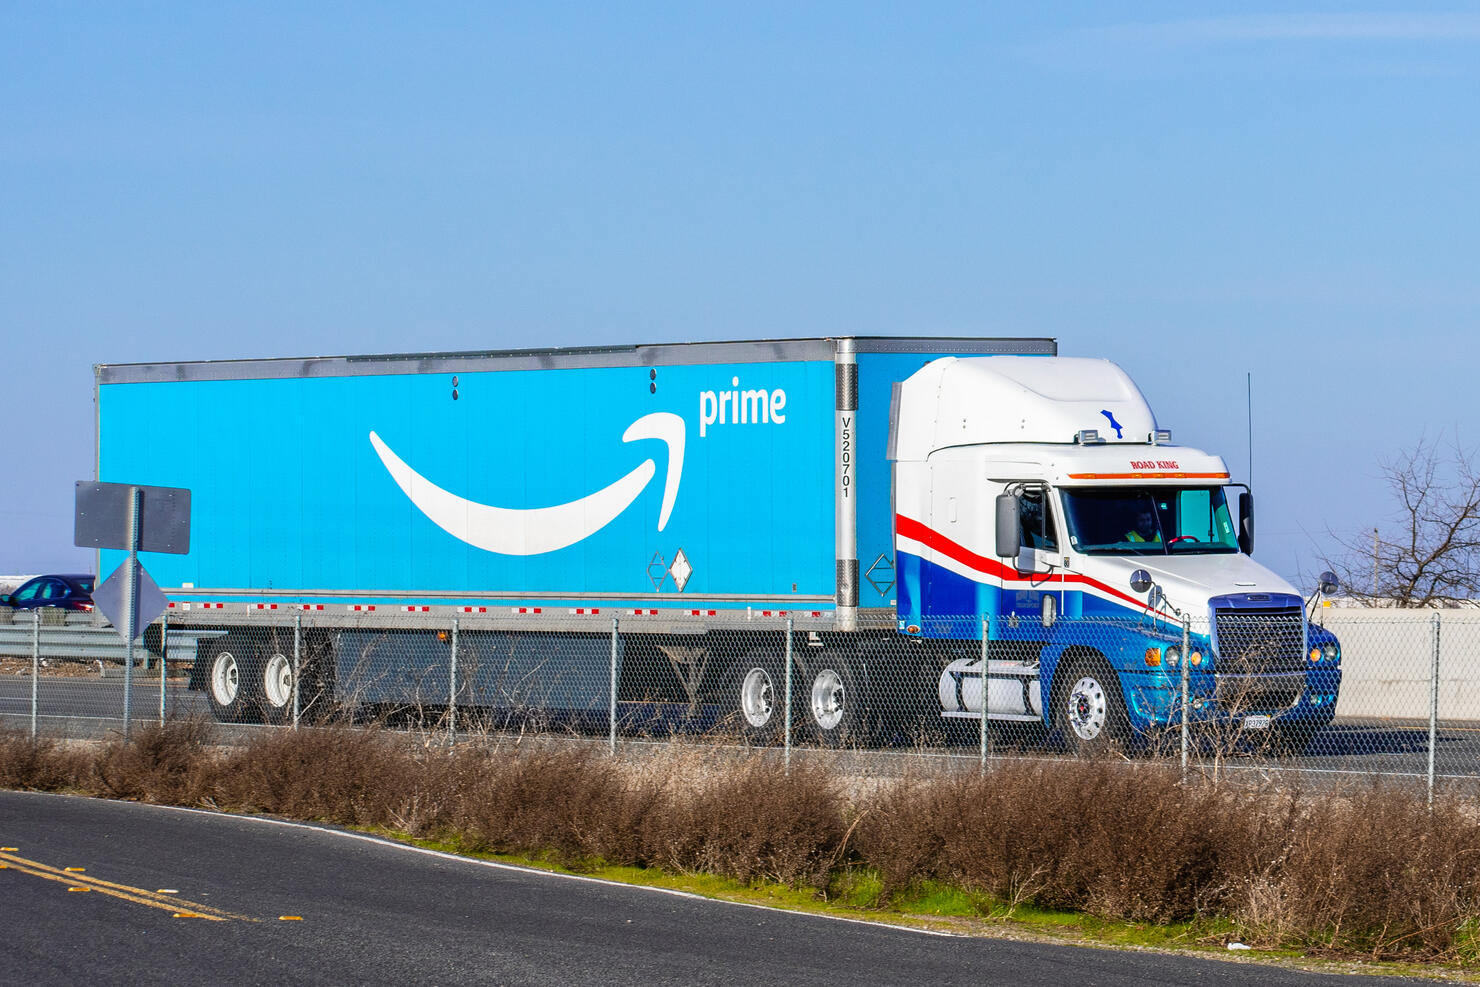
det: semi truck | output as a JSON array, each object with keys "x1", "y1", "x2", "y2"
[{"x1": 95, "y1": 336, "x2": 1340, "y2": 749}]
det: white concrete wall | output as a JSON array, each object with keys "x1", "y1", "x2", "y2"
[{"x1": 1314, "y1": 607, "x2": 1480, "y2": 722}]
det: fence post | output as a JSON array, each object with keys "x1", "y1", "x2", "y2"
[
  {"x1": 609, "y1": 617, "x2": 619, "y2": 755},
  {"x1": 1180, "y1": 614, "x2": 1191, "y2": 781},
  {"x1": 784, "y1": 617, "x2": 794, "y2": 774},
  {"x1": 159, "y1": 614, "x2": 168, "y2": 726},
  {"x1": 448, "y1": 616, "x2": 459, "y2": 746},
  {"x1": 30, "y1": 610, "x2": 40, "y2": 740},
  {"x1": 292, "y1": 612, "x2": 302, "y2": 730},
  {"x1": 980, "y1": 616, "x2": 990, "y2": 771},
  {"x1": 1429, "y1": 611, "x2": 1441, "y2": 807}
]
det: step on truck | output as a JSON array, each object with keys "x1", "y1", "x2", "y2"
[{"x1": 95, "y1": 337, "x2": 1340, "y2": 749}]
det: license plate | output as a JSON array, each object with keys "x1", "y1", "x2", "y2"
[{"x1": 1244, "y1": 715, "x2": 1271, "y2": 730}]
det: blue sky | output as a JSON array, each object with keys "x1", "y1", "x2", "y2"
[{"x1": 3, "y1": 2, "x2": 1477, "y2": 589}]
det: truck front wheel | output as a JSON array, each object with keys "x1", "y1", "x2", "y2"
[{"x1": 1053, "y1": 659, "x2": 1129, "y2": 754}]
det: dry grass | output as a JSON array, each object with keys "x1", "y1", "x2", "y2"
[{"x1": 3, "y1": 723, "x2": 1480, "y2": 962}]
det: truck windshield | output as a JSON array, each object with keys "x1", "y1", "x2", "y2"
[{"x1": 1059, "y1": 486, "x2": 1240, "y2": 556}]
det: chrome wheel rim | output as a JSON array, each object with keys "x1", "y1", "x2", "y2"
[
  {"x1": 263, "y1": 652, "x2": 293, "y2": 709},
  {"x1": 810, "y1": 668, "x2": 845, "y2": 731},
  {"x1": 211, "y1": 652, "x2": 240, "y2": 707},
  {"x1": 740, "y1": 667, "x2": 774, "y2": 728},
  {"x1": 1067, "y1": 674, "x2": 1108, "y2": 740}
]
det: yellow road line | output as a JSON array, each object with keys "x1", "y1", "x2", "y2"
[{"x1": 0, "y1": 850, "x2": 254, "y2": 922}]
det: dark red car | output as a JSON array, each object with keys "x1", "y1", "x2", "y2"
[{"x1": 0, "y1": 574, "x2": 96, "y2": 612}]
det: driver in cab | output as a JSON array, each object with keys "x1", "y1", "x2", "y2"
[{"x1": 1126, "y1": 503, "x2": 1162, "y2": 544}]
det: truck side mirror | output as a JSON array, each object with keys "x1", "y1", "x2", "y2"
[
  {"x1": 1319, "y1": 571, "x2": 1340, "y2": 596},
  {"x1": 995, "y1": 494, "x2": 1020, "y2": 558},
  {"x1": 1237, "y1": 491, "x2": 1254, "y2": 556}
]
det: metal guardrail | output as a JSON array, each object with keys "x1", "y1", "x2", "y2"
[{"x1": 0, "y1": 616, "x2": 207, "y2": 665}]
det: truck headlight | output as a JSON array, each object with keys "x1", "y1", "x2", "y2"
[
  {"x1": 1323, "y1": 642, "x2": 1339, "y2": 662},
  {"x1": 1165, "y1": 646, "x2": 1181, "y2": 667}
]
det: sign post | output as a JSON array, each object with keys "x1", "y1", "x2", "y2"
[
  {"x1": 124, "y1": 486, "x2": 141, "y2": 732},
  {"x1": 75, "y1": 481, "x2": 191, "y2": 739}
]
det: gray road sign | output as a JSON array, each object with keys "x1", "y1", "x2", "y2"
[
  {"x1": 93, "y1": 561, "x2": 170, "y2": 643},
  {"x1": 74, "y1": 481, "x2": 191, "y2": 554}
]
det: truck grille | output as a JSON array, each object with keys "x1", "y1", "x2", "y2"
[{"x1": 1213, "y1": 607, "x2": 1306, "y2": 675}]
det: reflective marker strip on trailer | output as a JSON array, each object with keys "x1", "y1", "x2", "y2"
[
  {"x1": 572, "y1": 608, "x2": 601, "y2": 615},
  {"x1": 513, "y1": 607, "x2": 543, "y2": 614},
  {"x1": 254, "y1": 604, "x2": 278, "y2": 610},
  {"x1": 350, "y1": 605, "x2": 376, "y2": 612},
  {"x1": 461, "y1": 606, "x2": 488, "y2": 613},
  {"x1": 630, "y1": 609, "x2": 658, "y2": 616},
  {"x1": 403, "y1": 606, "x2": 430, "y2": 612},
  {"x1": 299, "y1": 604, "x2": 325, "y2": 611}
]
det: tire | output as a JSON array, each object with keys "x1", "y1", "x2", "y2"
[
  {"x1": 729, "y1": 650, "x2": 791, "y2": 743},
  {"x1": 1052, "y1": 657, "x2": 1129, "y2": 755},
  {"x1": 257, "y1": 648, "x2": 296, "y2": 725},
  {"x1": 205, "y1": 641, "x2": 251, "y2": 723},
  {"x1": 802, "y1": 654, "x2": 874, "y2": 748}
]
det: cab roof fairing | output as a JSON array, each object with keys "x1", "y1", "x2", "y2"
[
  {"x1": 890, "y1": 356, "x2": 1160, "y2": 463},
  {"x1": 923, "y1": 443, "x2": 1234, "y2": 487}
]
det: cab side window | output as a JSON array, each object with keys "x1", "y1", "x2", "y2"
[{"x1": 1018, "y1": 488, "x2": 1060, "y2": 551}]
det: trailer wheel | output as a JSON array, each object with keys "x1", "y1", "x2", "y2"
[
  {"x1": 258, "y1": 650, "x2": 296, "y2": 725},
  {"x1": 803, "y1": 655, "x2": 873, "y2": 748},
  {"x1": 730, "y1": 651, "x2": 790, "y2": 743},
  {"x1": 1052, "y1": 657, "x2": 1128, "y2": 754},
  {"x1": 205, "y1": 644, "x2": 249, "y2": 723}
]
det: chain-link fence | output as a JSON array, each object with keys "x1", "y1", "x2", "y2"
[{"x1": 3, "y1": 604, "x2": 1478, "y2": 791}]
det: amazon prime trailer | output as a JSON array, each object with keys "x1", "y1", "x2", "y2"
[
  {"x1": 96, "y1": 337, "x2": 1047, "y2": 738},
  {"x1": 96, "y1": 335, "x2": 1340, "y2": 750}
]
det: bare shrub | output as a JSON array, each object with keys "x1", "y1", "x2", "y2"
[
  {"x1": 93, "y1": 720, "x2": 218, "y2": 804},
  {"x1": 648, "y1": 759, "x2": 844, "y2": 888},
  {"x1": 454, "y1": 745, "x2": 665, "y2": 865},
  {"x1": 214, "y1": 726, "x2": 420, "y2": 827},
  {"x1": 855, "y1": 758, "x2": 1261, "y2": 923},
  {"x1": 0, "y1": 728, "x2": 91, "y2": 790},
  {"x1": 1233, "y1": 783, "x2": 1480, "y2": 958}
]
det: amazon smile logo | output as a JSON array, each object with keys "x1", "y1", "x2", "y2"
[{"x1": 369, "y1": 412, "x2": 685, "y2": 556}]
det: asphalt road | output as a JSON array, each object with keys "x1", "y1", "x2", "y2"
[{"x1": 0, "y1": 792, "x2": 1444, "y2": 986}]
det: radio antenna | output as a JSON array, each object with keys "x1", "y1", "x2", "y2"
[{"x1": 1246, "y1": 371, "x2": 1253, "y2": 486}]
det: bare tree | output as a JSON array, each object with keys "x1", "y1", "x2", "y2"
[{"x1": 1325, "y1": 436, "x2": 1480, "y2": 607}]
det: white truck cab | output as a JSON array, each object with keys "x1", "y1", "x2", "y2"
[{"x1": 889, "y1": 356, "x2": 1340, "y2": 748}]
